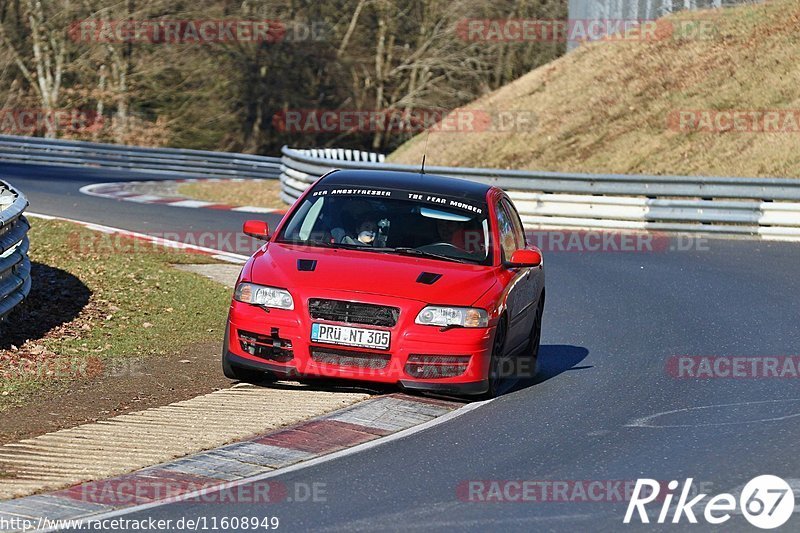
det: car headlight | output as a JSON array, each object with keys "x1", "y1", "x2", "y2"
[
  {"x1": 415, "y1": 306, "x2": 489, "y2": 328},
  {"x1": 234, "y1": 282, "x2": 294, "y2": 310}
]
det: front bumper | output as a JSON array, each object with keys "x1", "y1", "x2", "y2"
[
  {"x1": 224, "y1": 293, "x2": 493, "y2": 395},
  {"x1": 223, "y1": 351, "x2": 489, "y2": 395}
]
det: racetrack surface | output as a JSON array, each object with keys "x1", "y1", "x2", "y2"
[
  {"x1": 106, "y1": 237, "x2": 800, "y2": 532},
  {"x1": 1, "y1": 163, "x2": 285, "y2": 253},
  {"x1": 4, "y1": 162, "x2": 800, "y2": 531}
]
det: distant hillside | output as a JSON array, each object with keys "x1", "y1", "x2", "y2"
[{"x1": 390, "y1": 0, "x2": 800, "y2": 178}]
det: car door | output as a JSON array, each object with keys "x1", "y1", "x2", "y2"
[
  {"x1": 506, "y1": 198, "x2": 541, "y2": 343},
  {"x1": 496, "y1": 198, "x2": 535, "y2": 352}
]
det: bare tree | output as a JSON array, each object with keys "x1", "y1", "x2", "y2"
[
  {"x1": 0, "y1": 0, "x2": 567, "y2": 149},
  {"x1": 0, "y1": 0, "x2": 67, "y2": 137}
]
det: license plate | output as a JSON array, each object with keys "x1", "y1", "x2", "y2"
[{"x1": 311, "y1": 323, "x2": 391, "y2": 351}]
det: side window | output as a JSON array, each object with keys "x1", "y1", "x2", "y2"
[
  {"x1": 502, "y1": 199, "x2": 526, "y2": 249},
  {"x1": 495, "y1": 201, "x2": 517, "y2": 261},
  {"x1": 299, "y1": 197, "x2": 325, "y2": 240}
]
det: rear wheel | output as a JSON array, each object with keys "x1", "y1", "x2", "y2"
[{"x1": 522, "y1": 295, "x2": 545, "y2": 378}]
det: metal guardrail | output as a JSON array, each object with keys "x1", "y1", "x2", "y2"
[
  {"x1": 0, "y1": 135, "x2": 282, "y2": 180},
  {"x1": 0, "y1": 181, "x2": 31, "y2": 322},
  {"x1": 278, "y1": 147, "x2": 387, "y2": 205},
  {"x1": 280, "y1": 146, "x2": 800, "y2": 240}
]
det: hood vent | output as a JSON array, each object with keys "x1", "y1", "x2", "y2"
[
  {"x1": 297, "y1": 259, "x2": 317, "y2": 272},
  {"x1": 416, "y1": 272, "x2": 442, "y2": 285}
]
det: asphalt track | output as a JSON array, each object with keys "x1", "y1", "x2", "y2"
[
  {"x1": 1, "y1": 163, "x2": 285, "y2": 252},
  {"x1": 3, "y1": 162, "x2": 800, "y2": 532}
]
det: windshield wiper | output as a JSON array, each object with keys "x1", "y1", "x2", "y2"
[
  {"x1": 280, "y1": 239, "x2": 337, "y2": 248},
  {"x1": 280, "y1": 239, "x2": 386, "y2": 253},
  {"x1": 281, "y1": 240, "x2": 469, "y2": 263},
  {"x1": 389, "y1": 247, "x2": 468, "y2": 264}
]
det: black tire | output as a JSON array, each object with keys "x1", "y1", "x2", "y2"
[
  {"x1": 522, "y1": 295, "x2": 545, "y2": 379},
  {"x1": 482, "y1": 318, "x2": 508, "y2": 399}
]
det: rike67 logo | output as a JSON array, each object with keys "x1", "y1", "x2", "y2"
[{"x1": 624, "y1": 476, "x2": 795, "y2": 529}]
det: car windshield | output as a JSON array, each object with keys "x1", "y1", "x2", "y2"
[{"x1": 278, "y1": 186, "x2": 491, "y2": 264}]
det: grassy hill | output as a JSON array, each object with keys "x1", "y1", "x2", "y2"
[{"x1": 389, "y1": 0, "x2": 800, "y2": 178}]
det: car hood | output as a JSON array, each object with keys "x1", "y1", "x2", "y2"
[{"x1": 248, "y1": 243, "x2": 497, "y2": 306}]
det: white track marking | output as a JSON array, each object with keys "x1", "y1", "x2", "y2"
[
  {"x1": 626, "y1": 399, "x2": 800, "y2": 428},
  {"x1": 121, "y1": 194, "x2": 163, "y2": 203},
  {"x1": 79, "y1": 181, "x2": 285, "y2": 214},
  {"x1": 165, "y1": 199, "x2": 217, "y2": 208},
  {"x1": 231, "y1": 206, "x2": 281, "y2": 213}
]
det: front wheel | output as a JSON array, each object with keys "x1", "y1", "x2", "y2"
[
  {"x1": 222, "y1": 353, "x2": 273, "y2": 383},
  {"x1": 222, "y1": 329, "x2": 277, "y2": 384},
  {"x1": 482, "y1": 318, "x2": 508, "y2": 399}
]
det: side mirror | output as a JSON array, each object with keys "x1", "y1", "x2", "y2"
[
  {"x1": 243, "y1": 220, "x2": 270, "y2": 240},
  {"x1": 506, "y1": 249, "x2": 542, "y2": 268}
]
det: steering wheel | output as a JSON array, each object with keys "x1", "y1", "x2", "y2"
[{"x1": 419, "y1": 242, "x2": 462, "y2": 250}]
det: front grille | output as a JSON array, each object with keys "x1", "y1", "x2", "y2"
[
  {"x1": 308, "y1": 298, "x2": 399, "y2": 327},
  {"x1": 310, "y1": 347, "x2": 390, "y2": 369},
  {"x1": 238, "y1": 329, "x2": 294, "y2": 362}
]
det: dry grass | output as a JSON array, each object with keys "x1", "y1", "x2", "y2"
[
  {"x1": 0, "y1": 219, "x2": 230, "y2": 410},
  {"x1": 390, "y1": 0, "x2": 800, "y2": 178},
  {"x1": 178, "y1": 180, "x2": 286, "y2": 209}
]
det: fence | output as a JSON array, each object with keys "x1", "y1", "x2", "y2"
[
  {"x1": 0, "y1": 135, "x2": 281, "y2": 180},
  {"x1": 280, "y1": 146, "x2": 800, "y2": 240},
  {"x1": 0, "y1": 181, "x2": 30, "y2": 321}
]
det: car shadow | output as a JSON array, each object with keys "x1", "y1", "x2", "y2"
[
  {"x1": 242, "y1": 344, "x2": 591, "y2": 403},
  {"x1": 246, "y1": 378, "x2": 390, "y2": 396},
  {"x1": 0, "y1": 263, "x2": 92, "y2": 349},
  {"x1": 504, "y1": 344, "x2": 591, "y2": 395}
]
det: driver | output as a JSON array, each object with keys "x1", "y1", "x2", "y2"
[
  {"x1": 436, "y1": 218, "x2": 484, "y2": 254},
  {"x1": 332, "y1": 219, "x2": 377, "y2": 246}
]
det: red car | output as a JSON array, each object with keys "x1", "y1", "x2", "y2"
[{"x1": 223, "y1": 170, "x2": 545, "y2": 398}]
